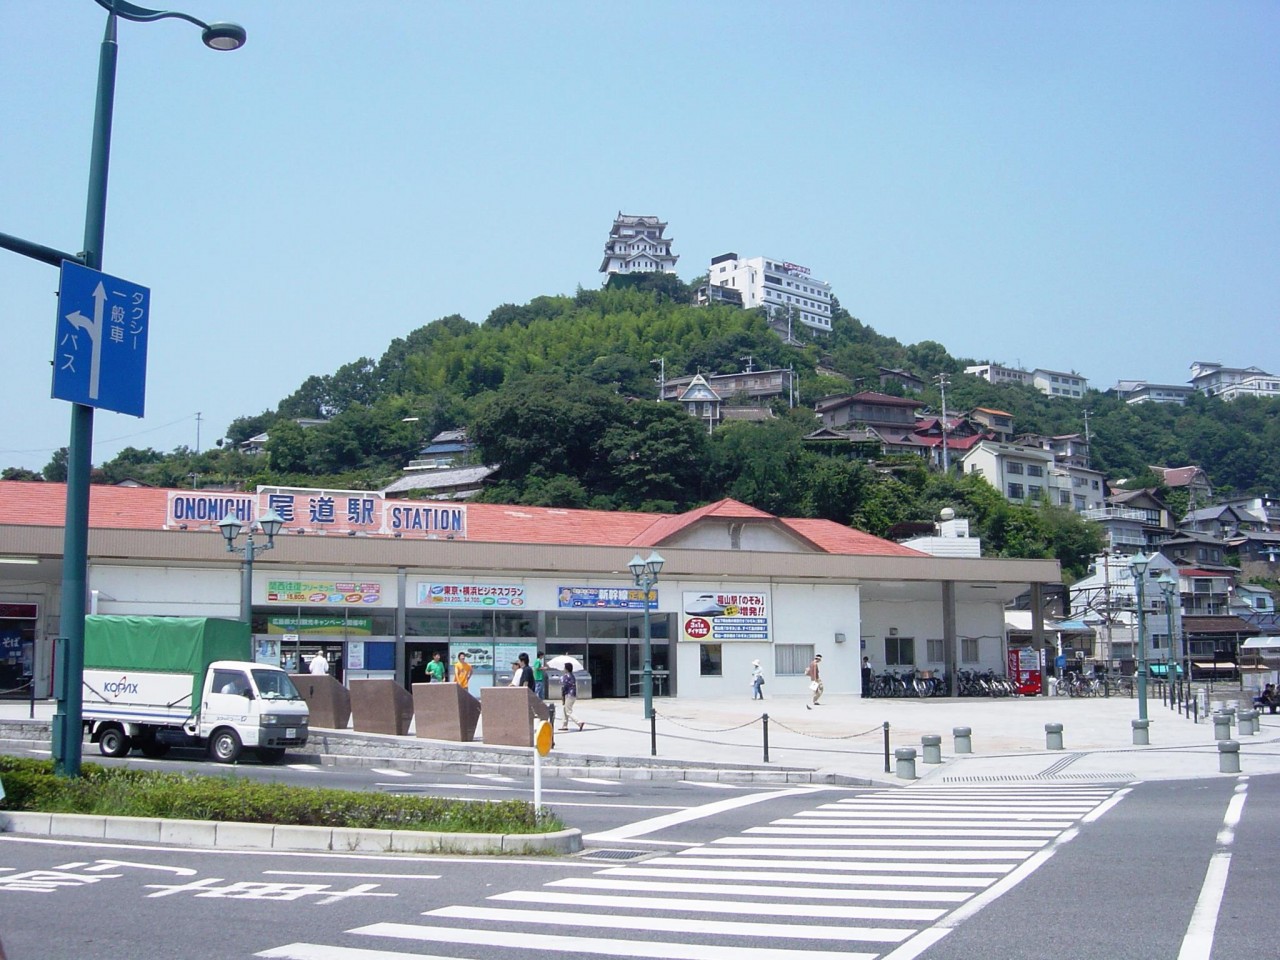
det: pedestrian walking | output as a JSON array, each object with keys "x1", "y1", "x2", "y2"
[
  {"x1": 533, "y1": 651, "x2": 547, "y2": 699},
  {"x1": 861, "y1": 656, "x2": 873, "y2": 698},
  {"x1": 308, "y1": 652, "x2": 329, "y2": 676},
  {"x1": 518, "y1": 652, "x2": 536, "y2": 692},
  {"x1": 507, "y1": 659, "x2": 525, "y2": 686},
  {"x1": 751, "y1": 659, "x2": 765, "y2": 700},
  {"x1": 805, "y1": 653, "x2": 824, "y2": 708},
  {"x1": 559, "y1": 664, "x2": 584, "y2": 731}
]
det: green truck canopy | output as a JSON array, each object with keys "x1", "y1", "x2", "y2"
[{"x1": 85, "y1": 616, "x2": 252, "y2": 709}]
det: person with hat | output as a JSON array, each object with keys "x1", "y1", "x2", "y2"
[
  {"x1": 805, "y1": 653, "x2": 824, "y2": 708},
  {"x1": 453, "y1": 651, "x2": 473, "y2": 691},
  {"x1": 750, "y1": 659, "x2": 765, "y2": 700}
]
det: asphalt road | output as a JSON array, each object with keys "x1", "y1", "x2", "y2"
[{"x1": 2, "y1": 770, "x2": 1273, "y2": 960}]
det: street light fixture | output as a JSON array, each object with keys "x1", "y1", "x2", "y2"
[
  {"x1": 219, "y1": 509, "x2": 284, "y2": 626},
  {"x1": 1129, "y1": 551, "x2": 1150, "y2": 721},
  {"x1": 29, "y1": 0, "x2": 246, "y2": 779},
  {"x1": 1157, "y1": 572, "x2": 1181, "y2": 696},
  {"x1": 628, "y1": 551, "x2": 664, "y2": 724}
]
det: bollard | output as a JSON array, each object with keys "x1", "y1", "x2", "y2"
[
  {"x1": 921, "y1": 734, "x2": 942, "y2": 764},
  {"x1": 895, "y1": 746, "x2": 918, "y2": 780},
  {"x1": 762, "y1": 712, "x2": 770, "y2": 762},
  {"x1": 1131, "y1": 718, "x2": 1150, "y2": 745},
  {"x1": 1218, "y1": 739, "x2": 1241, "y2": 774},
  {"x1": 883, "y1": 722, "x2": 891, "y2": 774},
  {"x1": 1045, "y1": 722, "x2": 1064, "y2": 750},
  {"x1": 1237, "y1": 709, "x2": 1256, "y2": 736},
  {"x1": 1213, "y1": 711, "x2": 1233, "y2": 741},
  {"x1": 953, "y1": 726, "x2": 973, "y2": 754}
]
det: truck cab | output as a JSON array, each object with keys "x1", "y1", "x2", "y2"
[{"x1": 195, "y1": 662, "x2": 310, "y2": 763}]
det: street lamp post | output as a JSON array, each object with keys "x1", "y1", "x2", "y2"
[
  {"x1": 628, "y1": 551, "x2": 664, "y2": 722},
  {"x1": 1158, "y1": 573, "x2": 1181, "y2": 702},
  {"x1": 219, "y1": 510, "x2": 284, "y2": 625},
  {"x1": 33, "y1": 0, "x2": 246, "y2": 778},
  {"x1": 1130, "y1": 552, "x2": 1150, "y2": 721}
]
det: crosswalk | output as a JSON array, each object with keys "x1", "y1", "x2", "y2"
[{"x1": 257, "y1": 783, "x2": 1126, "y2": 960}]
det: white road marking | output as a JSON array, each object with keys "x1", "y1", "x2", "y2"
[
  {"x1": 1177, "y1": 780, "x2": 1249, "y2": 960},
  {"x1": 350, "y1": 922, "x2": 879, "y2": 960},
  {"x1": 548, "y1": 876, "x2": 972, "y2": 903},
  {"x1": 663, "y1": 854, "x2": 1015, "y2": 874},
  {"x1": 426, "y1": 903, "x2": 913, "y2": 943},
  {"x1": 369, "y1": 768, "x2": 411, "y2": 778},
  {"x1": 604, "y1": 866, "x2": 996, "y2": 887},
  {"x1": 489, "y1": 887, "x2": 946, "y2": 920},
  {"x1": 584, "y1": 785, "x2": 820, "y2": 842}
]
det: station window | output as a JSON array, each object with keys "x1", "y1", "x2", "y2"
[{"x1": 700, "y1": 644, "x2": 723, "y2": 677}]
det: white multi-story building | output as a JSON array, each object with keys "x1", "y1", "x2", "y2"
[
  {"x1": 964, "y1": 363, "x2": 1089, "y2": 399},
  {"x1": 961, "y1": 441, "x2": 1056, "y2": 506},
  {"x1": 599, "y1": 213, "x2": 679, "y2": 275},
  {"x1": 964, "y1": 363, "x2": 1031, "y2": 387},
  {"x1": 1031, "y1": 368, "x2": 1089, "y2": 399},
  {"x1": 706, "y1": 253, "x2": 832, "y2": 332},
  {"x1": 1188, "y1": 361, "x2": 1280, "y2": 400},
  {"x1": 1113, "y1": 380, "x2": 1196, "y2": 404}
]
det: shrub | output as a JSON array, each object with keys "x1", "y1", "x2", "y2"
[{"x1": 0, "y1": 756, "x2": 560, "y2": 834}]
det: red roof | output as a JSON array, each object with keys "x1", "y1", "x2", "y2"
[{"x1": 0, "y1": 482, "x2": 922, "y2": 558}]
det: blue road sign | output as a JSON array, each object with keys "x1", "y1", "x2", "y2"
[{"x1": 52, "y1": 261, "x2": 150, "y2": 417}]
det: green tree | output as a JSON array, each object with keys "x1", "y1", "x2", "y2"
[{"x1": 43, "y1": 447, "x2": 68, "y2": 483}]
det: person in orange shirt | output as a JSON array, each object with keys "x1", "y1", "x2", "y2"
[{"x1": 453, "y1": 651, "x2": 473, "y2": 690}]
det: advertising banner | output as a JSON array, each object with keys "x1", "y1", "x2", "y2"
[
  {"x1": 680, "y1": 590, "x2": 770, "y2": 642},
  {"x1": 557, "y1": 586, "x2": 656, "y2": 610},
  {"x1": 267, "y1": 616, "x2": 373, "y2": 635},
  {"x1": 266, "y1": 580, "x2": 383, "y2": 606},
  {"x1": 417, "y1": 583, "x2": 526, "y2": 607}
]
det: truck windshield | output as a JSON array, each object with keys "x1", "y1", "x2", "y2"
[{"x1": 252, "y1": 669, "x2": 303, "y2": 701}]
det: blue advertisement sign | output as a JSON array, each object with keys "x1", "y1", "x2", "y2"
[
  {"x1": 52, "y1": 260, "x2": 150, "y2": 417},
  {"x1": 557, "y1": 586, "x2": 656, "y2": 610}
]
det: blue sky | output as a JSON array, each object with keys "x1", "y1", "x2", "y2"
[{"x1": 2, "y1": 1, "x2": 1277, "y2": 473}]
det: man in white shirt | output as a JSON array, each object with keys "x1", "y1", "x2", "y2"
[{"x1": 309, "y1": 653, "x2": 329, "y2": 676}]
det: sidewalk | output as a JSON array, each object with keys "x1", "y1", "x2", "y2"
[{"x1": 3, "y1": 692, "x2": 1278, "y2": 785}]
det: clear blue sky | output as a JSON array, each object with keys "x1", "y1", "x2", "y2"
[{"x1": 2, "y1": 1, "x2": 1277, "y2": 473}]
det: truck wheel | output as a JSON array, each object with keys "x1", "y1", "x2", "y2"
[
  {"x1": 258, "y1": 747, "x2": 286, "y2": 765},
  {"x1": 209, "y1": 729, "x2": 242, "y2": 764},
  {"x1": 98, "y1": 724, "x2": 131, "y2": 758}
]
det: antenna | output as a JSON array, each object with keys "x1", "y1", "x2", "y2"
[
  {"x1": 195, "y1": 411, "x2": 203, "y2": 455},
  {"x1": 651, "y1": 357, "x2": 665, "y2": 401}
]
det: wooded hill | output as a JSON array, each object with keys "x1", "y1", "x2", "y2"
[{"x1": 16, "y1": 278, "x2": 1280, "y2": 580}]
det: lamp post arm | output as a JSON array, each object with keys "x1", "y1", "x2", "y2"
[{"x1": 95, "y1": 0, "x2": 210, "y2": 30}]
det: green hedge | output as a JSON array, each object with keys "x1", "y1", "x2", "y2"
[{"x1": 0, "y1": 757, "x2": 561, "y2": 834}]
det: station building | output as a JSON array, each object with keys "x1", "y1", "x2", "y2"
[{"x1": 0, "y1": 481, "x2": 1060, "y2": 700}]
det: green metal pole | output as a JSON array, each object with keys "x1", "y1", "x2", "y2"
[
  {"x1": 1135, "y1": 576, "x2": 1148, "y2": 722},
  {"x1": 54, "y1": 11, "x2": 118, "y2": 779},
  {"x1": 241, "y1": 535, "x2": 254, "y2": 625},
  {"x1": 641, "y1": 576, "x2": 653, "y2": 722}
]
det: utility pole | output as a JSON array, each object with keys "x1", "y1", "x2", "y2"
[
  {"x1": 935, "y1": 372, "x2": 951, "y2": 473},
  {"x1": 651, "y1": 357, "x2": 665, "y2": 401},
  {"x1": 195, "y1": 411, "x2": 202, "y2": 454},
  {"x1": 740, "y1": 355, "x2": 754, "y2": 373}
]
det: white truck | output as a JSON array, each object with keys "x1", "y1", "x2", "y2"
[{"x1": 81, "y1": 615, "x2": 309, "y2": 764}]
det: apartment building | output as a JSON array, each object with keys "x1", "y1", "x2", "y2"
[
  {"x1": 1189, "y1": 361, "x2": 1280, "y2": 401},
  {"x1": 706, "y1": 253, "x2": 832, "y2": 332}
]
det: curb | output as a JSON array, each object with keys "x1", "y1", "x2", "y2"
[
  {"x1": 0, "y1": 810, "x2": 582, "y2": 856},
  {"x1": 0, "y1": 720, "x2": 872, "y2": 785}
]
